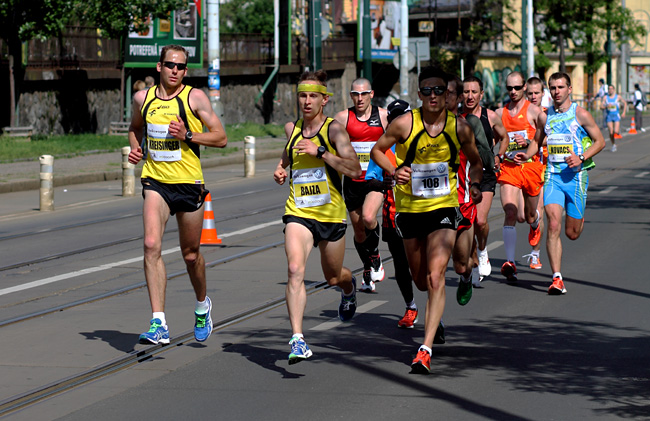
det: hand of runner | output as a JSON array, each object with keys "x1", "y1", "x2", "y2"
[
  {"x1": 292, "y1": 139, "x2": 317, "y2": 156},
  {"x1": 128, "y1": 146, "x2": 143, "y2": 165},
  {"x1": 394, "y1": 166, "x2": 412, "y2": 185},
  {"x1": 513, "y1": 133, "x2": 528, "y2": 147},
  {"x1": 470, "y1": 185, "x2": 483, "y2": 205},
  {"x1": 274, "y1": 166, "x2": 288, "y2": 185},
  {"x1": 168, "y1": 115, "x2": 186, "y2": 140},
  {"x1": 513, "y1": 152, "x2": 529, "y2": 165},
  {"x1": 565, "y1": 153, "x2": 582, "y2": 169}
]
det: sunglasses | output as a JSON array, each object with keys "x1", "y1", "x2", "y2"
[
  {"x1": 419, "y1": 86, "x2": 447, "y2": 96},
  {"x1": 351, "y1": 90, "x2": 372, "y2": 96},
  {"x1": 506, "y1": 84, "x2": 525, "y2": 91},
  {"x1": 162, "y1": 61, "x2": 187, "y2": 71}
]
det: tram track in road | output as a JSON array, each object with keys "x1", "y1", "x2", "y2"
[
  {"x1": 0, "y1": 203, "x2": 284, "y2": 272},
  {"x1": 0, "y1": 258, "x2": 392, "y2": 417}
]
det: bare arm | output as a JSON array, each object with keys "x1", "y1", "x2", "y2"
[
  {"x1": 168, "y1": 88, "x2": 227, "y2": 148},
  {"x1": 333, "y1": 109, "x2": 349, "y2": 127},
  {"x1": 273, "y1": 122, "x2": 294, "y2": 185},
  {"x1": 127, "y1": 90, "x2": 147, "y2": 165},
  {"x1": 370, "y1": 113, "x2": 412, "y2": 185},
  {"x1": 458, "y1": 119, "x2": 483, "y2": 204},
  {"x1": 514, "y1": 111, "x2": 548, "y2": 164},
  {"x1": 378, "y1": 107, "x2": 389, "y2": 130},
  {"x1": 325, "y1": 121, "x2": 362, "y2": 179},
  {"x1": 573, "y1": 106, "x2": 606, "y2": 166}
]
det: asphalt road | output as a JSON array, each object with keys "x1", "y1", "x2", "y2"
[{"x1": 0, "y1": 132, "x2": 649, "y2": 420}]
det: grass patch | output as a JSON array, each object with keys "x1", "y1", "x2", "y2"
[{"x1": 0, "y1": 123, "x2": 285, "y2": 163}]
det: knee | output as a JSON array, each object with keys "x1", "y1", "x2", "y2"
[
  {"x1": 143, "y1": 236, "x2": 161, "y2": 258},
  {"x1": 566, "y1": 228, "x2": 582, "y2": 241},
  {"x1": 287, "y1": 261, "x2": 305, "y2": 281},
  {"x1": 182, "y1": 248, "x2": 200, "y2": 266},
  {"x1": 427, "y1": 272, "x2": 445, "y2": 291},
  {"x1": 454, "y1": 261, "x2": 469, "y2": 276},
  {"x1": 361, "y1": 212, "x2": 377, "y2": 229},
  {"x1": 503, "y1": 204, "x2": 518, "y2": 223}
]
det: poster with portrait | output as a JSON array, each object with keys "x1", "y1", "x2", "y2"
[
  {"x1": 356, "y1": 0, "x2": 401, "y2": 61},
  {"x1": 174, "y1": 3, "x2": 198, "y2": 40},
  {"x1": 628, "y1": 65, "x2": 650, "y2": 93}
]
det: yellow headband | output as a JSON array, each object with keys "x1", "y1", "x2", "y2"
[{"x1": 298, "y1": 83, "x2": 333, "y2": 97}]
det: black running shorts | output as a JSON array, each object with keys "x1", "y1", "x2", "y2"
[
  {"x1": 395, "y1": 207, "x2": 461, "y2": 239},
  {"x1": 283, "y1": 215, "x2": 347, "y2": 247},
  {"x1": 141, "y1": 178, "x2": 209, "y2": 215}
]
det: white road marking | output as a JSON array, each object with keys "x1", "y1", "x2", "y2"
[
  {"x1": 599, "y1": 186, "x2": 616, "y2": 195},
  {"x1": 309, "y1": 300, "x2": 388, "y2": 331},
  {"x1": 0, "y1": 220, "x2": 283, "y2": 297},
  {"x1": 486, "y1": 241, "x2": 503, "y2": 252},
  {"x1": 635, "y1": 171, "x2": 649, "y2": 178}
]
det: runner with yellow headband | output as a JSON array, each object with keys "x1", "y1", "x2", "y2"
[{"x1": 274, "y1": 70, "x2": 361, "y2": 364}]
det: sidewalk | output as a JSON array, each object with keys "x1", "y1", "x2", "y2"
[{"x1": 0, "y1": 136, "x2": 286, "y2": 194}]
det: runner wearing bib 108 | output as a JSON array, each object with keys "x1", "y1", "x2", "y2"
[
  {"x1": 274, "y1": 70, "x2": 361, "y2": 365},
  {"x1": 371, "y1": 67, "x2": 483, "y2": 375},
  {"x1": 515, "y1": 72, "x2": 605, "y2": 295},
  {"x1": 494, "y1": 71, "x2": 545, "y2": 283},
  {"x1": 601, "y1": 85, "x2": 626, "y2": 152},
  {"x1": 334, "y1": 78, "x2": 389, "y2": 293}
]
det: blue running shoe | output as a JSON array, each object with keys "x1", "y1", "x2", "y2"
[
  {"x1": 139, "y1": 318, "x2": 170, "y2": 345},
  {"x1": 194, "y1": 296, "x2": 213, "y2": 342},
  {"x1": 338, "y1": 275, "x2": 357, "y2": 321},
  {"x1": 288, "y1": 336, "x2": 313, "y2": 365}
]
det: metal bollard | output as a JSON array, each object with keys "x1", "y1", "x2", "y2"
[
  {"x1": 121, "y1": 146, "x2": 135, "y2": 196},
  {"x1": 244, "y1": 135, "x2": 255, "y2": 177},
  {"x1": 39, "y1": 155, "x2": 54, "y2": 211}
]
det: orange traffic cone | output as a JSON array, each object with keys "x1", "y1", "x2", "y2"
[
  {"x1": 200, "y1": 193, "x2": 222, "y2": 245},
  {"x1": 629, "y1": 117, "x2": 638, "y2": 134}
]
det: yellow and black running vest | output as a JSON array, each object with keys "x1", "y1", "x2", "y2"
[
  {"x1": 394, "y1": 108, "x2": 461, "y2": 213},
  {"x1": 140, "y1": 85, "x2": 204, "y2": 184},
  {"x1": 284, "y1": 118, "x2": 347, "y2": 223}
]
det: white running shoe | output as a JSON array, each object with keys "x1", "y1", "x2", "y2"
[
  {"x1": 369, "y1": 254, "x2": 385, "y2": 282},
  {"x1": 611, "y1": 144, "x2": 618, "y2": 152},
  {"x1": 471, "y1": 266, "x2": 483, "y2": 288},
  {"x1": 478, "y1": 253, "x2": 491, "y2": 277}
]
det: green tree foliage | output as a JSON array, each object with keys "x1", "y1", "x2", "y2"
[
  {"x1": 74, "y1": 0, "x2": 188, "y2": 39},
  {"x1": 0, "y1": 0, "x2": 74, "y2": 125},
  {"x1": 220, "y1": 0, "x2": 274, "y2": 34},
  {"x1": 533, "y1": 0, "x2": 646, "y2": 93}
]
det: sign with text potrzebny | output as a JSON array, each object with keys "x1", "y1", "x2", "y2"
[{"x1": 124, "y1": 0, "x2": 203, "y2": 68}]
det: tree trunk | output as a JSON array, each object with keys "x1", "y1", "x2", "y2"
[
  {"x1": 7, "y1": 35, "x2": 25, "y2": 128},
  {"x1": 9, "y1": 55, "x2": 15, "y2": 127},
  {"x1": 558, "y1": 32, "x2": 566, "y2": 73}
]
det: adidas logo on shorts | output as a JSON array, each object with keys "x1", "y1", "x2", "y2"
[{"x1": 441, "y1": 217, "x2": 451, "y2": 225}]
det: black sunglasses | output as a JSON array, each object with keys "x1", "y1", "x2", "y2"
[
  {"x1": 163, "y1": 61, "x2": 187, "y2": 71},
  {"x1": 420, "y1": 86, "x2": 447, "y2": 96},
  {"x1": 506, "y1": 84, "x2": 525, "y2": 91}
]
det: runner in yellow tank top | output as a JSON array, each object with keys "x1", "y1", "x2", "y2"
[
  {"x1": 127, "y1": 44, "x2": 227, "y2": 345},
  {"x1": 371, "y1": 66, "x2": 484, "y2": 374},
  {"x1": 273, "y1": 70, "x2": 361, "y2": 364}
]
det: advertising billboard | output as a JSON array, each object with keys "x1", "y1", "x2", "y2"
[{"x1": 124, "y1": 0, "x2": 203, "y2": 68}]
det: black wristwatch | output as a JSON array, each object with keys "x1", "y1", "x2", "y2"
[
  {"x1": 316, "y1": 145, "x2": 326, "y2": 159},
  {"x1": 471, "y1": 182, "x2": 481, "y2": 190},
  {"x1": 185, "y1": 130, "x2": 193, "y2": 141},
  {"x1": 578, "y1": 154, "x2": 586, "y2": 162}
]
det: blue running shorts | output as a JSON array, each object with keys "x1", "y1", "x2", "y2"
[{"x1": 544, "y1": 170, "x2": 589, "y2": 219}]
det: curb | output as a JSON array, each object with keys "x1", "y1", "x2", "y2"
[{"x1": 0, "y1": 148, "x2": 284, "y2": 194}]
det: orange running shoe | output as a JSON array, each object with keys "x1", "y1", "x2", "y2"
[
  {"x1": 528, "y1": 224, "x2": 541, "y2": 247},
  {"x1": 523, "y1": 253, "x2": 543, "y2": 270},
  {"x1": 398, "y1": 308, "x2": 418, "y2": 328},
  {"x1": 614, "y1": 133, "x2": 623, "y2": 139},
  {"x1": 411, "y1": 349, "x2": 431, "y2": 374},
  {"x1": 548, "y1": 276, "x2": 567, "y2": 295},
  {"x1": 501, "y1": 261, "x2": 518, "y2": 283}
]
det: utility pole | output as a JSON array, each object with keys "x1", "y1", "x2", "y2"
[
  {"x1": 308, "y1": 0, "x2": 322, "y2": 71},
  {"x1": 362, "y1": 0, "x2": 372, "y2": 81},
  {"x1": 399, "y1": 0, "x2": 409, "y2": 99},
  {"x1": 207, "y1": 0, "x2": 223, "y2": 119}
]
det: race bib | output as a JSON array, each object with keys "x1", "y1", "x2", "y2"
[
  {"x1": 505, "y1": 130, "x2": 529, "y2": 159},
  {"x1": 607, "y1": 103, "x2": 617, "y2": 111},
  {"x1": 547, "y1": 134, "x2": 573, "y2": 163},
  {"x1": 351, "y1": 141, "x2": 375, "y2": 171},
  {"x1": 411, "y1": 162, "x2": 451, "y2": 198},
  {"x1": 292, "y1": 167, "x2": 331, "y2": 208},
  {"x1": 147, "y1": 123, "x2": 181, "y2": 162}
]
